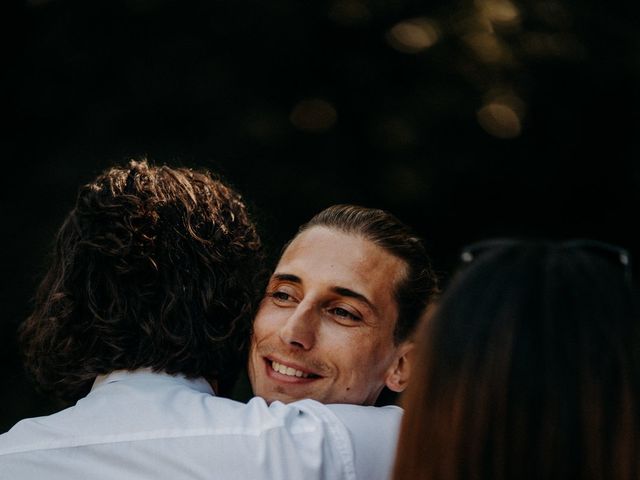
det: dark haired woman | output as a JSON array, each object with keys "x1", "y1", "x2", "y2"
[{"x1": 394, "y1": 241, "x2": 640, "y2": 480}]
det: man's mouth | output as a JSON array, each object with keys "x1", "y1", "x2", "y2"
[{"x1": 266, "y1": 358, "x2": 321, "y2": 380}]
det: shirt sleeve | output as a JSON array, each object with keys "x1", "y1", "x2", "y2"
[
  {"x1": 323, "y1": 404, "x2": 403, "y2": 480},
  {"x1": 280, "y1": 400, "x2": 402, "y2": 480}
]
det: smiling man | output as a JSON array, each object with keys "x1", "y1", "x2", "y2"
[
  {"x1": 1, "y1": 165, "x2": 416, "y2": 480},
  {"x1": 249, "y1": 204, "x2": 440, "y2": 405}
]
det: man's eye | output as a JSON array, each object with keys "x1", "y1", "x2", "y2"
[
  {"x1": 269, "y1": 291, "x2": 294, "y2": 303},
  {"x1": 330, "y1": 307, "x2": 361, "y2": 321}
]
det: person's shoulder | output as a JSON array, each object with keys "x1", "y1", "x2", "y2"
[
  {"x1": 235, "y1": 397, "x2": 340, "y2": 431},
  {"x1": 323, "y1": 403, "x2": 403, "y2": 426},
  {"x1": 282, "y1": 398, "x2": 402, "y2": 415},
  {"x1": 0, "y1": 407, "x2": 76, "y2": 456},
  {"x1": 283, "y1": 401, "x2": 402, "y2": 480},
  {"x1": 324, "y1": 403, "x2": 403, "y2": 415},
  {"x1": 326, "y1": 404, "x2": 403, "y2": 480},
  {"x1": 263, "y1": 398, "x2": 403, "y2": 431}
]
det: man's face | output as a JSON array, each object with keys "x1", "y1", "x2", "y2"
[{"x1": 248, "y1": 226, "x2": 412, "y2": 405}]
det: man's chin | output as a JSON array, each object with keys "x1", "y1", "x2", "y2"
[
  {"x1": 254, "y1": 382, "x2": 334, "y2": 404},
  {"x1": 257, "y1": 389, "x2": 312, "y2": 405}
]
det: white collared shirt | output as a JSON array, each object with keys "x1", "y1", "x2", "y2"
[{"x1": 0, "y1": 370, "x2": 401, "y2": 480}]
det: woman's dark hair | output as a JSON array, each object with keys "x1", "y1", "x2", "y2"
[
  {"x1": 394, "y1": 241, "x2": 640, "y2": 480},
  {"x1": 20, "y1": 159, "x2": 265, "y2": 403},
  {"x1": 299, "y1": 204, "x2": 439, "y2": 343}
]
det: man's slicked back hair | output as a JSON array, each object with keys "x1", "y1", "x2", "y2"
[{"x1": 298, "y1": 204, "x2": 439, "y2": 343}]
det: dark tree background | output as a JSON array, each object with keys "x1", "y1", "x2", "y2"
[{"x1": 2, "y1": 0, "x2": 639, "y2": 432}]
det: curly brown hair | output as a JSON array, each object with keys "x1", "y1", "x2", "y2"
[{"x1": 20, "y1": 159, "x2": 264, "y2": 403}]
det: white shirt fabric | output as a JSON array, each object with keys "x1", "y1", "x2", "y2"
[{"x1": 0, "y1": 369, "x2": 401, "y2": 480}]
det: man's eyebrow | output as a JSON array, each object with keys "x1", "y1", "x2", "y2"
[
  {"x1": 332, "y1": 287, "x2": 378, "y2": 314},
  {"x1": 271, "y1": 273, "x2": 302, "y2": 284}
]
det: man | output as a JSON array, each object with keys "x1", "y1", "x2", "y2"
[
  {"x1": 249, "y1": 205, "x2": 439, "y2": 405},
  {"x1": 0, "y1": 161, "x2": 401, "y2": 480}
]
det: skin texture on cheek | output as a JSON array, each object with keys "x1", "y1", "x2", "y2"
[{"x1": 342, "y1": 342, "x2": 397, "y2": 404}]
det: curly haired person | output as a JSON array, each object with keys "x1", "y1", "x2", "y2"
[{"x1": 0, "y1": 160, "x2": 401, "y2": 480}]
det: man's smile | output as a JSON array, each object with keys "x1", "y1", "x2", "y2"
[{"x1": 263, "y1": 356, "x2": 323, "y2": 384}]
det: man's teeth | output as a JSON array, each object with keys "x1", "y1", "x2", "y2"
[{"x1": 271, "y1": 361, "x2": 310, "y2": 378}]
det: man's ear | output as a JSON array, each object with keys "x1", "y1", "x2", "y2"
[{"x1": 384, "y1": 341, "x2": 415, "y2": 393}]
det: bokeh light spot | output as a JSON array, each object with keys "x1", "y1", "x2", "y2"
[
  {"x1": 464, "y1": 32, "x2": 509, "y2": 63},
  {"x1": 290, "y1": 99, "x2": 338, "y2": 133},
  {"x1": 329, "y1": 0, "x2": 372, "y2": 26},
  {"x1": 484, "y1": 88, "x2": 526, "y2": 117},
  {"x1": 475, "y1": 0, "x2": 520, "y2": 27},
  {"x1": 387, "y1": 18, "x2": 440, "y2": 54},
  {"x1": 477, "y1": 103, "x2": 521, "y2": 138}
]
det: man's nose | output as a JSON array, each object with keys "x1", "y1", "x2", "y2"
[{"x1": 278, "y1": 302, "x2": 317, "y2": 350}]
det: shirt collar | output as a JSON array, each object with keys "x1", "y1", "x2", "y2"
[{"x1": 91, "y1": 368, "x2": 215, "y2": 396}]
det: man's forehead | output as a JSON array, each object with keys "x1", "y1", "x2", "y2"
[
  {"x1": 275, "y1": 226, "x2": 407, "y2": 306},
  {"x1": 279, "y1": 227, "x2": 403, "y2": 271}
]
